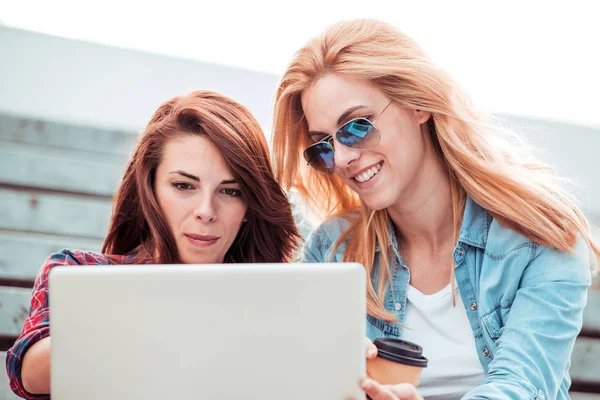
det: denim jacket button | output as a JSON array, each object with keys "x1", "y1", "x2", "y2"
[
  {"x1": 482, "y1": 348, "x2": 490, "y2": 357},
  {"x1": 394, "y1": 302, "x2": 402, "y2": 311},
  {"x1": 457, "y1": 248, "x2": 464, "y2": 256},
  {"x1": 470, "y1": 302, "x2": 477, "y2": 311}
]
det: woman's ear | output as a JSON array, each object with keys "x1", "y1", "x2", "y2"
[{"x1": 414, "y1": 110, "x2": 432, "y2": 125}]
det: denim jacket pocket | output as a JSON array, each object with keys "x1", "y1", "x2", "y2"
[{"x1": 481, "y1": 305, "x2": 511, "y2": 341}]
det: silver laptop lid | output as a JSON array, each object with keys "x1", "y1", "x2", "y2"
[{"x1": 49, "y1": 262, "x2": 366, "y2": 400}]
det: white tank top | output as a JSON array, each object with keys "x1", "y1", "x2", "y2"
[{"x1": 401, "y1": 283, "x2": 485, "y2": 400}]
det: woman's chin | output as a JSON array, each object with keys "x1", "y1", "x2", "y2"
[
  {"x1": 361, "y1": 194, "x2": 394, "y2": 212},
  {"x1": 179, "y1": 253, "x2": 221, "y2": 265}
]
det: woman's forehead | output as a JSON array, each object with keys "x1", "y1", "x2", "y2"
[
  {"x1": 159, "y1": 135, "x2": 234, "y2": 181},
  {"x1": 301, "y1": 76, "x2": 383, "y2": 127}
]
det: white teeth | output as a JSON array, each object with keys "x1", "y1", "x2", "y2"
[{"x1": 354, "y1": 163, "x2": 382, "y2": 183}]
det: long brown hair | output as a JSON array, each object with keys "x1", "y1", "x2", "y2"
[
  {"x1": 272, "y1": 19, "x2": 599, "y2": 322},
  {"x1": 103, "y1": 90, "x2": 300, "y2": 264}
]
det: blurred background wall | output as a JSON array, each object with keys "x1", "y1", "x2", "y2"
[{"x1": 2, "y1": 25, "x2": 598, "y2": 274}]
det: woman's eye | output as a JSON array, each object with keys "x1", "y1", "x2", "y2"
[
  {"x1": 172, "y1": 182, "x2": 193, "y2": 191},
  {"x1": 221, "y1": 188, "x2": 242, "y2": 197}
]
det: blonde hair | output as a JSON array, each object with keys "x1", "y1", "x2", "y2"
[{"x1": 272, "y1": 19, "x2": 599, "y2": 322}]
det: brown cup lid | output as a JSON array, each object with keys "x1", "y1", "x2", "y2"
[{"x1": 373, "y1": 338, "x2": 428, "y2": 368}]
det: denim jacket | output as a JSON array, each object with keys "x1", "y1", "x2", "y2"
[{"x1": 302, "y1": 197, "x2": 592, "y2": 400}]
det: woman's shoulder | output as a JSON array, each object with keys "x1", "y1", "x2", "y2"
[
  {"x1": 32, "y1": 249, "x2": 118, "y2": 290},
  {"x1": 302, "y1": 212, "x2": 358, "y2": 262},
  {"x1": 44, "y1": 248, "x2": 116, "y2": 267},
  {"x1": 466, "y1": 199, "x2": 592, "y2": 280},
  {"x1": 461, "y1": 197, "x2": 537, "y2": 258},
  {"x1": 308, "y1": 212, "x2": 357, "y2": 243}
]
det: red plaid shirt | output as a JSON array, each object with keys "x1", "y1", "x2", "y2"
[{"x1": 5, "y1": 249, "x2": 131, "y2": 399}]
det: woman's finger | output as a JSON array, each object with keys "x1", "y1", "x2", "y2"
[
  {"x1": 387, "y1": 383, "x2": 423, "y2": 400},
  {"x1": 365, "y1": 337, "x2": 378, "y2": 359},
  {"x1": 360, "y1": 377, "x2": 397, "y2": 400}
]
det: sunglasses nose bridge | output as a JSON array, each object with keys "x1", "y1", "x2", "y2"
[
  {"x1": 332, "y1": 139, "x2": 362, "y2": 169},
  {"x1": 303, "y1": 118, "x2": 380, "y2": 174}
]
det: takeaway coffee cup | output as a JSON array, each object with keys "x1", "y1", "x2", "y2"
[{"x1": 366, "y1": 338, "x2": 428, "y2": 386}]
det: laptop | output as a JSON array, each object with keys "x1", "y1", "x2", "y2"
[{"x1": 49, "y1": 262, "x2": 366, "y2": 400}]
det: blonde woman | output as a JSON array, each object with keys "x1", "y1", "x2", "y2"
[{"x1": 272, "y1": 19, "x2": 598, "y2": 400}]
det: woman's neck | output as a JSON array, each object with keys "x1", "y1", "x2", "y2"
[{"x1": 387, "y1": 158, "x2": 455, "y2": 252}]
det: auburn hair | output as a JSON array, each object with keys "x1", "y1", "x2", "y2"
[{"x1": 103, "y1": 90, "x2": 300, "y2": 263}]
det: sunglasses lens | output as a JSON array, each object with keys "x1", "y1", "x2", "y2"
[
  {"x1": 303, "y1": 142, "x2": 335, "y2": 174},
  {"x1": 336, "y1": 118, "x2": 379, "y2": 149}
]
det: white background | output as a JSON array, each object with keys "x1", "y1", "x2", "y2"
[{"x1": 1, "y1": 0, "x2": 599, "y2": 128}]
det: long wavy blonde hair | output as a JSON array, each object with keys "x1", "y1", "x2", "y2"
[{"x1": 272, "y1": 19, "x2": 599, "y2": 322}]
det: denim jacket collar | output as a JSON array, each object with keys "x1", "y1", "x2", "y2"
[{"x1": 457, "y1": 196, "x2": 490, "y2": 250}]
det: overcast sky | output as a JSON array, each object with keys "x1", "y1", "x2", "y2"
[{"x1": 1, "y1": 0, "x2": 599, "y2": 127}]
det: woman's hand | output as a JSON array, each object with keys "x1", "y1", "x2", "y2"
[
  {"x1": 360, "y1": 377, "x2": 423, "y2": 400},
  {"x1": 362, "y1": 337, "x2": 422, "y2": 399}
]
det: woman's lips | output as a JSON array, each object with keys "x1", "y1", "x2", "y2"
[{"x1": 185, "y1": 234, "x2": 219, "y2": 247}]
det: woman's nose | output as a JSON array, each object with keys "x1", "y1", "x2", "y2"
[
  {"x1": 194, "y1": 195, "x2": 217, "y2": 222},
  {"x1": 333, "y1": 141, "x2": 360, "y2": 170}
]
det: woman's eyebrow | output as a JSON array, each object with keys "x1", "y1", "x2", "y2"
[
  {"x1": 307, "y1": 105, "x2": 368, "y2": 137},
  {"x1": 169, "y1": 170, "x2": 199, "y2": 182},
  {"x1": 336, "y1": 105, "x2": 367, "y2": 126},
  {"x1": 308, "y1": 130, "x2": 329, "y2": 138},
  {"x1": 169, "y1": 171, "x2": 237, "y2": 185}
]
